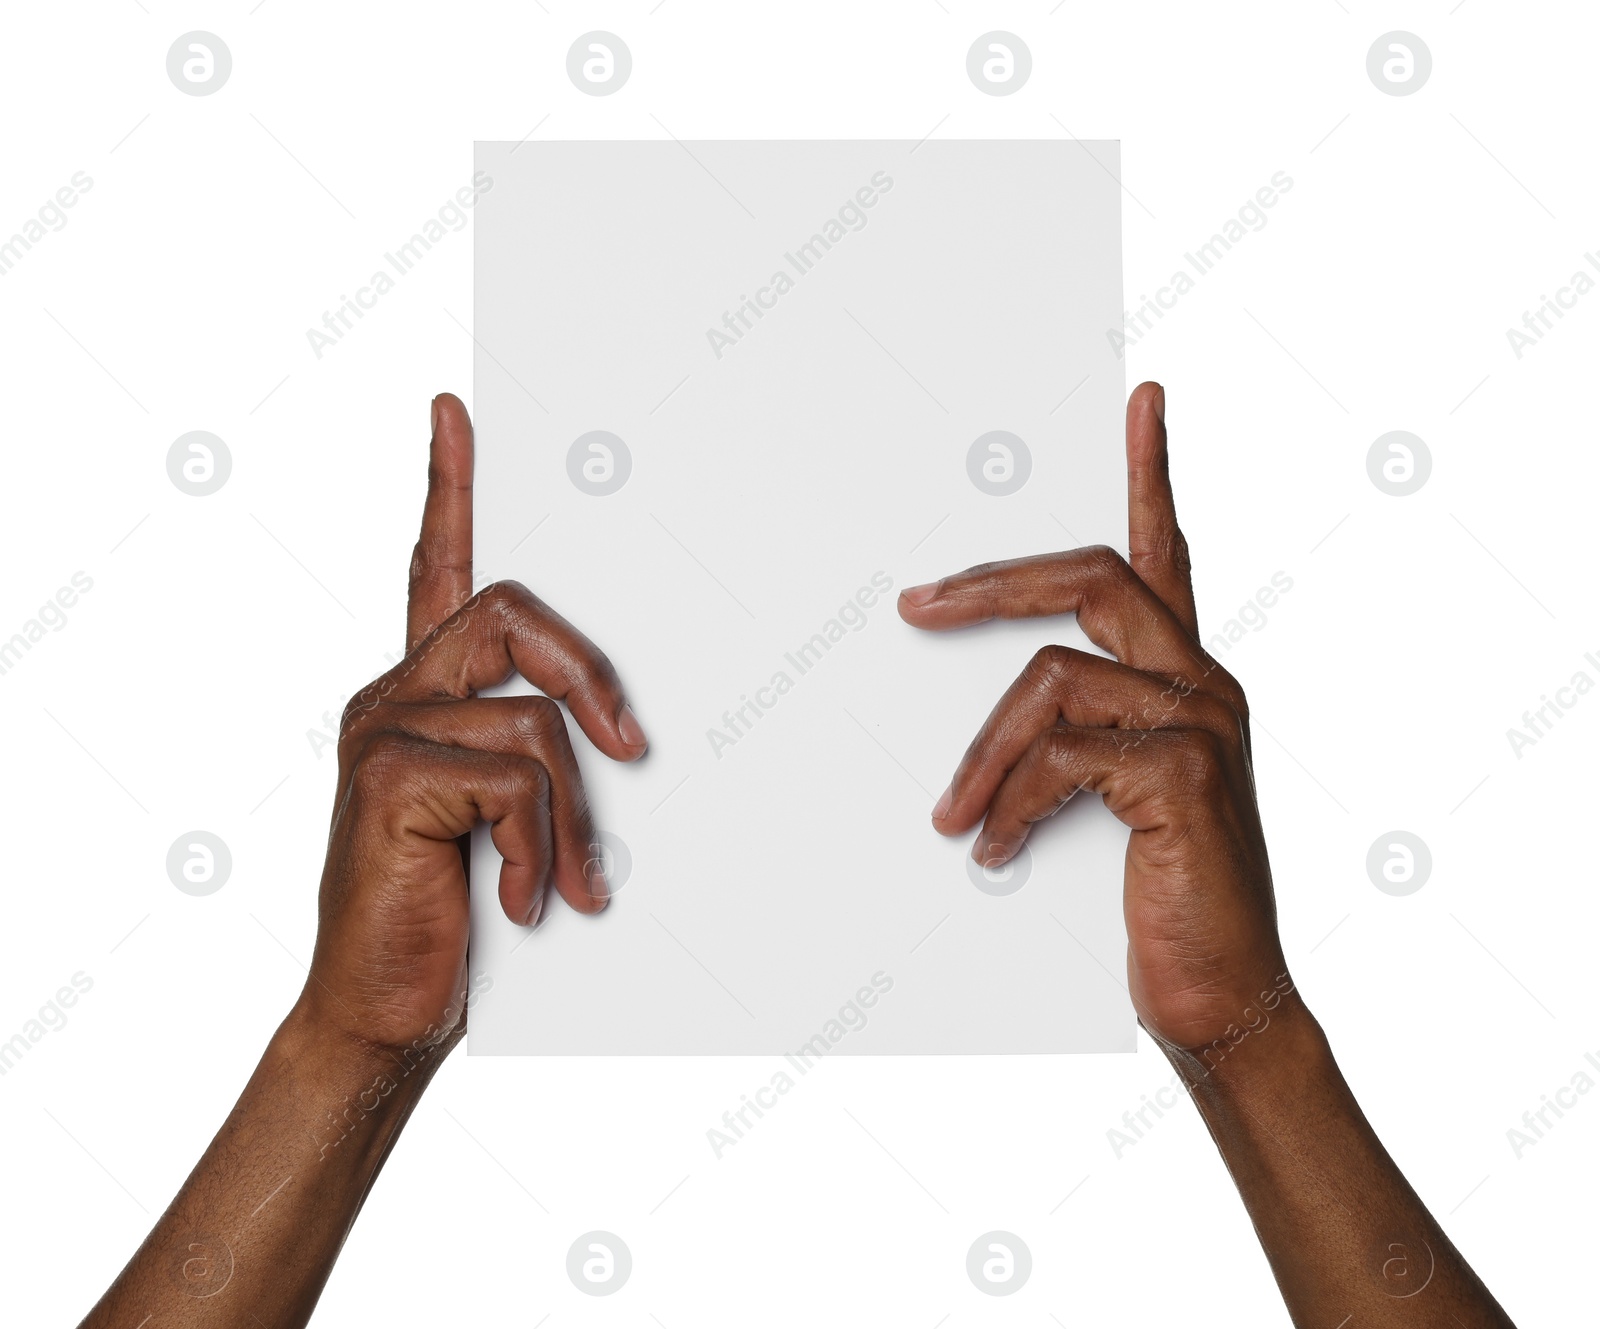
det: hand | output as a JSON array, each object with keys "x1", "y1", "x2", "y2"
[
  {"x1": 86, "y1": 387, "x2": 1513, "y2": 1329},
  {"x1": 82, "y1": 395, "x2": 651, "y2": 1329},
  {"x1": 300, "y1": 394, "x2": 648, "y2": 1053},
  {"x1": 898, "y1": 382, "x2": 1282, "y2": 1053}
]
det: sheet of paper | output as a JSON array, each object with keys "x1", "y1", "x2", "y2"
[{"x1": 468, "y1": 139, "x2": 1132, "y2": 1054}]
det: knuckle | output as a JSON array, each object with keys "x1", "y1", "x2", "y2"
[
  {"x1": 1082, "y1": 544, "x2": 1132, "y2": 583},
  {"x1": 1188, "y1": 649, "x2": 1249, "y2": 720},
  {"x1": 339, "y1": 683, "x2": 388, "y2": 752},
  {"x1": 436, "y1": 579, "x2": 517, "y2": 635},
  {"x1": 1168, "y1": 526, "x2": 1193, "y2": 577},
  {"x1": 1077, "y1": 549, "x2": 1137, "y2": 630},
  {"x1": 1171, "y1": 728, "x2": 1227, "y2": 793},
  {"x1": 1139, "y1": 526, "x2": 1192, "y2": 578},
  {"x1": 340, "y1": 691, "x2": 371, "y2": 736},
  {"x1": 513, "y1": 694, "x2": 566, "y2": 744},
  {"x1": 1226, "y1": 683, "x2": 1250, "y2": 722},
  {"x1": 1192, "y1": 691, "x2": 1245, "y2": 737},
  {"x1": 1222, "y1": 689, "x2": 1250, "y2": 729},
  {"x1": 1210, "y1": 670, "x2": 1250, "y2": 721},
  {"x1": 1024, "y1": 642, "x2": 1077, "y2": 690},
  {"x1": 1039, "y1": 724, "x2": 1080, "y2": 777},
  {"x1": 349, "y1": 731, "x2": 414, "y2": 795},
  {"x1": 479, "y1": 579, "x2": 529, "y2": 616},
  {"x1": 507, "y1": 755, "x2": 551, "y2": 806}
]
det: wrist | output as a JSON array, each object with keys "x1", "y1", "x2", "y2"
[
  {"x1": 1159, "y1": 988, "x2": 1333, "y2": 1108},
  {"x1": 274, "y1": 1002, "x2": 452, "y2": 1168}
]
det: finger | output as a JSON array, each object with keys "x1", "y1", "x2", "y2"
[
  {"x1": 348, "y1": 695, "x2": 608, "y2": 915},
  {"x1": 933, "y1": 645, "x2": 1245, "y2": 835},
  {"x1": 1126, "y1": 382, "x2": 1199, "y2": 637},
  {"x1": 349, "y1": 733, "x2": 556, "y2": 925},
  {"x1": 487, "y1": 762, "x2": 556, "y2": 928},
  {"x1": 407, "y1": 393, "x2": 475, "y2": 652},
  {"x1": 897, "y1": 546, "x2": 1206, "y2": 680},
  {"x1": 969, "y1": 724, "x2": 1225, "y2": 867},
  {"x1": 364, "y1": 581, "x2": 647, "y2": 763}
]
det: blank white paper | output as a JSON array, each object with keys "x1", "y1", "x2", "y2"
[{"x1": 468, "y1": 139, "x2": 1133, "y2": 1054}]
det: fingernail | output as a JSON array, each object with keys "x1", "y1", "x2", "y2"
[
  {"x1": 932, "y1": 783, "x2": 953, "y2": 820},
  {"x1": 1152, "y1": 384, "x2": 1165, "y2": 424},
  {"x1": 901, "y1": 582, "x2": 940, "y2": 607},
  {"x1": 617, "y1": 703, "x2": 647, "y2": 749},
  {"x1": 525, "y1": 889, "x2": 544, "y2": 928},
  {"x1": 431, "y1": 395, "x2": 440, "y2": 436},
  {"x1": 977, "y1": 842, "x2": 1013, "y2": 869},
  {"x1": 588, "y1": 863, "x2": 610, "y2": 907}
]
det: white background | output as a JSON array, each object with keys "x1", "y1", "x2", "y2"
[{"x1": 1, "y1": 3, "x2": 1593, "y2": 1324}]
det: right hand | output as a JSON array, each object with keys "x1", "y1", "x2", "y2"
[
  {"x1": 300, "y1": 394, "x2": 648, "y2": 1053},
  {"x1": 898, "y1": 383, "x2": 1288, "y2": 1055}
]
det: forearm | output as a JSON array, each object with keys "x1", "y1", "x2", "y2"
[
  {"x1": 1168, "y1": 995, "x2": 1513, "y2": 1327},
  {"x1": 81, "y1": 1002, "x2": 452, "y2": 1328}
]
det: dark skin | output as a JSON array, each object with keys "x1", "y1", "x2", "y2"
[
  {"x1": 900, "y1": 381, "x2": 1514, "y2": 1326},
  {"x1": 80, "y1": 387, "x2": 1513, "y2": 1327},
  {"x1": 80, "y1": 395, "x2": 646, "y2": 1326}
]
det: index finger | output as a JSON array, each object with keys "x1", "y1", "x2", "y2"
[
  {"x1": 407, "y1": 393, "x2": 475, "y2": 652},
  {"x1": 896, "y1": 546, "x2": 1207, "y2": 681},
  {"x1": 1125, "y1": 381, "x2": 1199, "y2": 637},
  {"x1": 364, "y1": 581, "x2": 649, "y2": 764}
]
